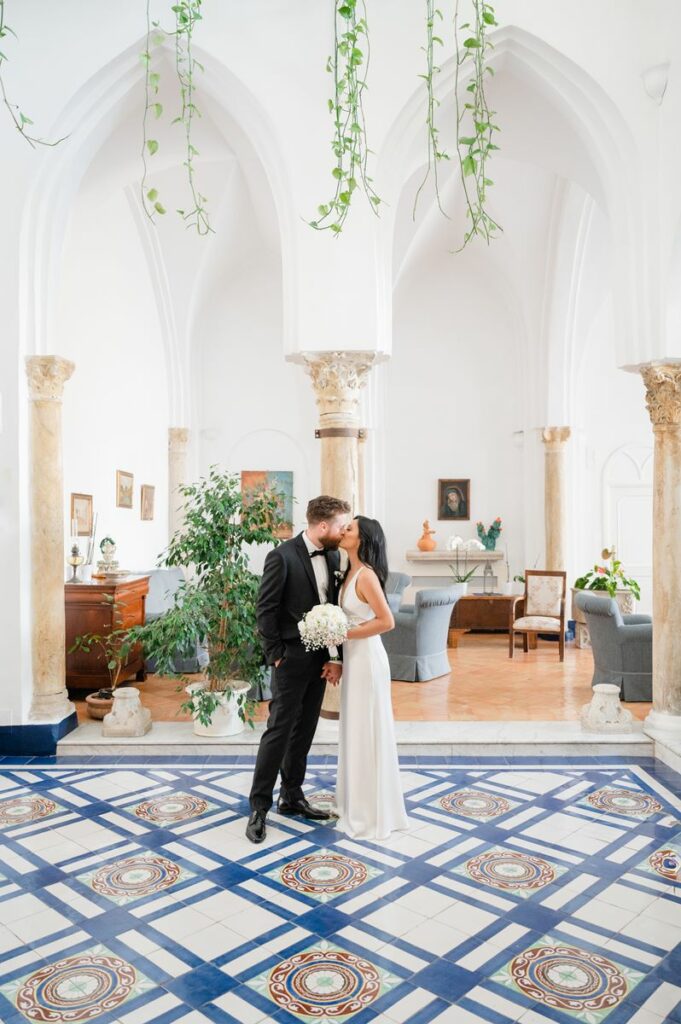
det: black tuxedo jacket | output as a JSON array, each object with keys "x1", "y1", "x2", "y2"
[{"x1": 256, "y1": 533, "x2": 342, "y2": 666}]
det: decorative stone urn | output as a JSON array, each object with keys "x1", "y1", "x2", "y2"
[
  {"x1": 571, "y1": 588, "x2": 636, "y2": 649},
  {"x1": 581, "y1": 683, "x2": 633, "y2": 733},
  {"x1": 102, "y1": 687, "x2": 152, "y2": 737}
]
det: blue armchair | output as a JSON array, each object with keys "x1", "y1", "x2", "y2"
[
  {"x1": 575, "y1": 592, "x2": 652, "y2": 701},
  {"x1": 385, "y1": 571, "x2": 411, "y2": 614},
  {"x1": 382, "y1": 586, "x2": 460, "y2": 682}
]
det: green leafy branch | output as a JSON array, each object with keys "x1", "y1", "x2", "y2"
[
  {"x1": 310, "y1": 0, "x2": 381, "y2": 235},
  {"x1": 413, "y1": 0, "x2": 449, "y2": 219},
  {"x1": 141, "y1": 0, "x2": 166, "y2": 220},
  {"x1": 454, "y1": 0, "x2": 501, "y2": 249},
  {"x1": 0, "y1": 0, "x2": 66, "y2": 148}
]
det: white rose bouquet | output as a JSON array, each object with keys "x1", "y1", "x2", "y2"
[{"x1": 298, "y1": 603, "x2": 349, "y2": 652}]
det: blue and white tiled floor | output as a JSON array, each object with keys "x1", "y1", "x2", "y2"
[{"x1": 0, "y1": 755, "x2": 680, "y2": 1024}]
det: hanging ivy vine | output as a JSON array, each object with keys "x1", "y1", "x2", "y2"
[
  {"x1": 310, "y1": 0, "x2": 381, "y2": 235},
  {"x1": 454, "y1": 0, "x2": 501, "y2": 248},
  {"x1": 0, "y1": 0, "x2": 66, "y2": 148},
  {"x1": 413, "y1": 0, "x2": 449, "y2": 219},
  {"x1": 141, "y1": 0, "x2": 211, "y2": 235}
]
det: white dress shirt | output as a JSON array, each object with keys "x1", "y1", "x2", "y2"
[{"x1": 303, "y1": 531, "x2": 338, "y2": 659}]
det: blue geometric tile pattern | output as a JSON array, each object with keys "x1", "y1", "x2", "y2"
[{"x1": 0, "y1": 755, "x2": 679, "y2": 1024}]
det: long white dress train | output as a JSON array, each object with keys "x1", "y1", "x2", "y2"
[{"x1": 335, "y1": 568, "x2": 409, "y2": 840}]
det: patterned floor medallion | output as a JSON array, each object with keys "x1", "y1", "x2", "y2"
[
  {"x1": 125, "y1": 792, "x2": 213, "y2": 825},
  {"x1": 307, "y1": 792, "x2": 339, "y2": 818},
  {"x1": 581, "y1": 786, "x2": 663, "y2": 818},
  {"x1": 0, "y1": 945, "x2": 154, "y2": 1023},
  {"x1": 247, "y1": 941, "x2": 401, "y2": 1023},
  {"x1": 266, "y1": 849, "x2": 382, "y2": 903},
  {"x1": 77, "y1": 852, "x2": 193, "y2": 906},
  {"x1": 452, "y1": 846, "x2": 566, "y2": 898},
  {"x1": 0, "y1": 796, "x2": 60, "y2": 830},
  {"x1": 636, "y1": 834, "x2": 681, "y2": 882},
  {"x1": 438, "y1": 789, "x2": 518, "y2": 821},
  {"x1": 493, "y1": 936, "x2": 644, "y2": 1022}
]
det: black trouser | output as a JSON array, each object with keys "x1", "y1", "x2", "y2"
[{"x1": 249, "y1": 642, "x2": 328, "y2": 812}]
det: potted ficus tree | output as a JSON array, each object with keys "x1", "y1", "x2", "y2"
[{"x1": 127, "y1": 468, "x2": 283, "y2": 737}]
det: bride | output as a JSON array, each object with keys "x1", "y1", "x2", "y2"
[{"x1": 333, "y1": 516, "x2": 409, "y2": 840}]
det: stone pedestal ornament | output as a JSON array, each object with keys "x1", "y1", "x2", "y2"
[
  {"x1": 168, "y1": 427, "x2": 190, "y2": 543},
  {"x1": 541, "y1": 426, "x2": 571, "y2": 571},
  {"x1": 581, "y1": 683, "x2": 633, "y2": 733},
  {"x1": 102, "y1": 688, "x2": 152, "y2": 737},
  {"x1": 640, "y1": 363, "x2": 681, "y2": 738},
  {"x1": 26, "y1": 356, "x2": 76, "y2": 723},
  {"x1": 303, "y1": 352, "x2": 377, "y2": 719}
]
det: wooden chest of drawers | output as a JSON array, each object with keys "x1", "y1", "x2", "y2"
[
  {"x1": 449, "y1": 594, "x2": 515, "y2": 647},
  {"x1": 65, "y1": 575, "x2": 149, "y2": 689}
]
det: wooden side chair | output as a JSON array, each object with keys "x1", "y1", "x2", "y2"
[{"x1": 509, "y1": 569, "x2": 567, "y2": 661}]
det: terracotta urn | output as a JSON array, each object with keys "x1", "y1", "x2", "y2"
[
  {"x1": 85, "y1": 692, "x2": 113, "y2": 720},
  {"x1": 417, "y1": 520, "x2": 437, "y2": 552}
]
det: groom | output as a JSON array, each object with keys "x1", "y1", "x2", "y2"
[{"x1": 246, "y1": 495, "x2": 351, "y2": 843}]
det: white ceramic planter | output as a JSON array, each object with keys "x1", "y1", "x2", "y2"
[{"x1": 186, "y1": 682, "x2": 249, "y2": 737}]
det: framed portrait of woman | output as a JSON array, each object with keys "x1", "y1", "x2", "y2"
[{"x1": 438, "y1": 479, "x2": 470, "y2": 520}]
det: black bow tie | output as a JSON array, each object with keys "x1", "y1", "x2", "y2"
[{"x1": 310, "y1": 549, "x2": 326, "y2": 558}]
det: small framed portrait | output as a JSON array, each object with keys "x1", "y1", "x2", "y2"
[
  {"x1": 116, "y1": 470, "x2": 134, "y2": 509},
  {"x1": 140, "y1": 484, "x2": 155, "y2": 521},
  {"x1": 438, "y1": 478, "x2": 470, "y2": 520},
  {"x1": 70, "y1": 493, "x2": 93, "y2": 536}
]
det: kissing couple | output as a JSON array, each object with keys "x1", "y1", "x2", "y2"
[{"x1": 246, "y1": 495, "x2": 409, "y2": 843}]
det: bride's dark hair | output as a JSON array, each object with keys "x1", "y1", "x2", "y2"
[{"x1": 355, "y1": 515, "x2": 389, "y2": 593}]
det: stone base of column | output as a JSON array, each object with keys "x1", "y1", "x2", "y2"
[
  {"x1": 29, "y1": 692, "x2": 75, "y2": 723},
  {"x1": 643, "y1": 708, "x2": 681, "y2": 740}
]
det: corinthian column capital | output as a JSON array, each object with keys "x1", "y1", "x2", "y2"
[
  {"x1": 640, "y1": 363, "x2": 681, "y2": 426},
  {"x1": 168, "y1": 427, "x2": 190, "y2": 452},
  {"x1": 541, "y1": 426, "x2": 571, "y2": 449},
  {"x1": 302, "y1": 351, "x2": 376, "y2": 419},
  {"x1": 25, "y1": 356, "x2": 75, "y2": 402}
]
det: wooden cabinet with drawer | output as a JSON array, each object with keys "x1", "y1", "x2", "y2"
[{"x1": 448, "y1": 593, "x2": 516, "y2": 647}]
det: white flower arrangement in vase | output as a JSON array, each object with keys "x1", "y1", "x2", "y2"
[{"x1": 447, "y1": 536, "x2": 485, "y2": 589}]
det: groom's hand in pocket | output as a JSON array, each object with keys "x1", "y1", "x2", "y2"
[{"x1": 322, "y1": 662, "x2": 342, "y2": 686}]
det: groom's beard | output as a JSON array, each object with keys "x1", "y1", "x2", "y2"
[{"x1": 320, "y1": 537, "x2": 342, "y2": 551}]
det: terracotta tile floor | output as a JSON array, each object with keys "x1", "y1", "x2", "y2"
[{"x1": 72, "y1": 633, "x2": 651, "y2": 724}]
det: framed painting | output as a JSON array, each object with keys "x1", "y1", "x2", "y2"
[
  {"x1": 70, "y1": 493, "x2": 93, "y2": 537},
  {"x1": 438, "y1": 478, "x2": 470, "y2": 520},
  {"x1": 241, "y1": 470, "x2": 294, "y2": 539},
  {"x1": 140, "y1": 484, "x2": 155, "y2": 521},
  {"x1": 116, "y1": 470, "x2": 134, "y2": 509}
]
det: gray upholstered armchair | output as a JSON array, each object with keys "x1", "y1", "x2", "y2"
[
  {"x1": 385, "y1": 572, "x2": 411, "y2": 614},
  {"x1": 382, "y1": 586, "x2": 459, "y2": 682},
  {"x1": 575, "y1": 591, "x2": 652, "y2": 701}
]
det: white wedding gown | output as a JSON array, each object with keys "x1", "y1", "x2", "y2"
[{"x1": 335, "y1": 568, "x2": 409, "y2": 840}]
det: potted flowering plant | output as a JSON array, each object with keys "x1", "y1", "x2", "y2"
[
  {"x1": 447, "y1": 536, "x2": 485, "y2": 593},
  {"x1": 477, "y1": 517, "x2": 502, "y2": 551},
  {"x1": 571, "y1": 548, "x2": 641, "y2": 646}
]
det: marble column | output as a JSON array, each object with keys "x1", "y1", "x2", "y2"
[
  {"x1": 303, "y1": 352, "x2": 375, "y2": 511},
  {"x1": 357, "y1": 429, "x2": 367, "y2": 515},
  {"x1": 168, "y1": 427, "x2": 190, "y2": 542},
  {"x1": 303, "y1": 353, "x2": 376, "y2": 718},
  {"x1": 640, "y1": 363, "x2": 681, "y2": 738},
  {"x1": 26, "y1": 356, "x2": 75, "y2": 723},
  {"x1": 541, "y1": 426, "x2": 571, "y2": 571}
]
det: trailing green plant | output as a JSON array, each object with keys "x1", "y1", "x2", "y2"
[
  {"x1": 140, "y1": 0, "x2": 211, "y2": 234},
  {"x1": 413, "y1": 0, "x2": 449, "y2": 219},
  {"x1": 454, "y1": 0, "x2": 501, "y2": 248},
  {"x1": 125, "y1": 469, "x2": 284, "y2": 729},
  {"x1": 574, "y1": 549, "x2": 641, "y2": 601},
  {"x1": 310, "y1": 0, "x2": 381, "y2": 234},
  {"x1": 69, "y1": 597, "x2": 135, "y2": 700},
  {"x1": 0, "y1": 0, "x2": 66, "y2": 148}
]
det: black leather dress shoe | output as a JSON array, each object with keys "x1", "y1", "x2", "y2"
[
  {"x1": 246, "y1": 809, "x2": 267, "y2": 843},
  {"x1": 277, "y1": 798, "x2": 330, "y2": 820}
]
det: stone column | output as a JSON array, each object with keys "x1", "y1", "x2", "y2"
[
  {"x1": 357, "y1": 429, "x2": 367, "y2": 515},
  {"x1": 640, "y1": 363, "x2": 681, "y2": 737},
  {"x1": 26, "y1": 356, "x2": 75, "y2": 722},
  {"x1": 303, "y1": 353, "x2": 376, "y2": 510},
  {"x1": 168, "y1": 427, "x2": 190, "y2": 542},
  {"x1": 303, "y1": 353, "x2": 376, "y2": 719},
  {"x1": 541, "y1": 426, "x2": 571, "y2": 571}
]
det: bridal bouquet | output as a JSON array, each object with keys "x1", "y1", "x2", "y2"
[{"x1": 298, "y1": 604, "x2": 349, "y2": 652}]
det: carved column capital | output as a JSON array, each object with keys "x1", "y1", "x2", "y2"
[
  {"x1": 168, "y1": 427, "x2": 190, "y2": 452},
  {"x1": 541, "y1": 426, "x2": 571, "y2": 449},
  {"x1": 302, "y1": 352, "x2": 376, "y2": 419},
  {"x1": 25, "y1": 356, "x2": 75, "y2": 402},
  {"x1": 640, "y1": 363, "x2": 681, "y2": 426}
]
